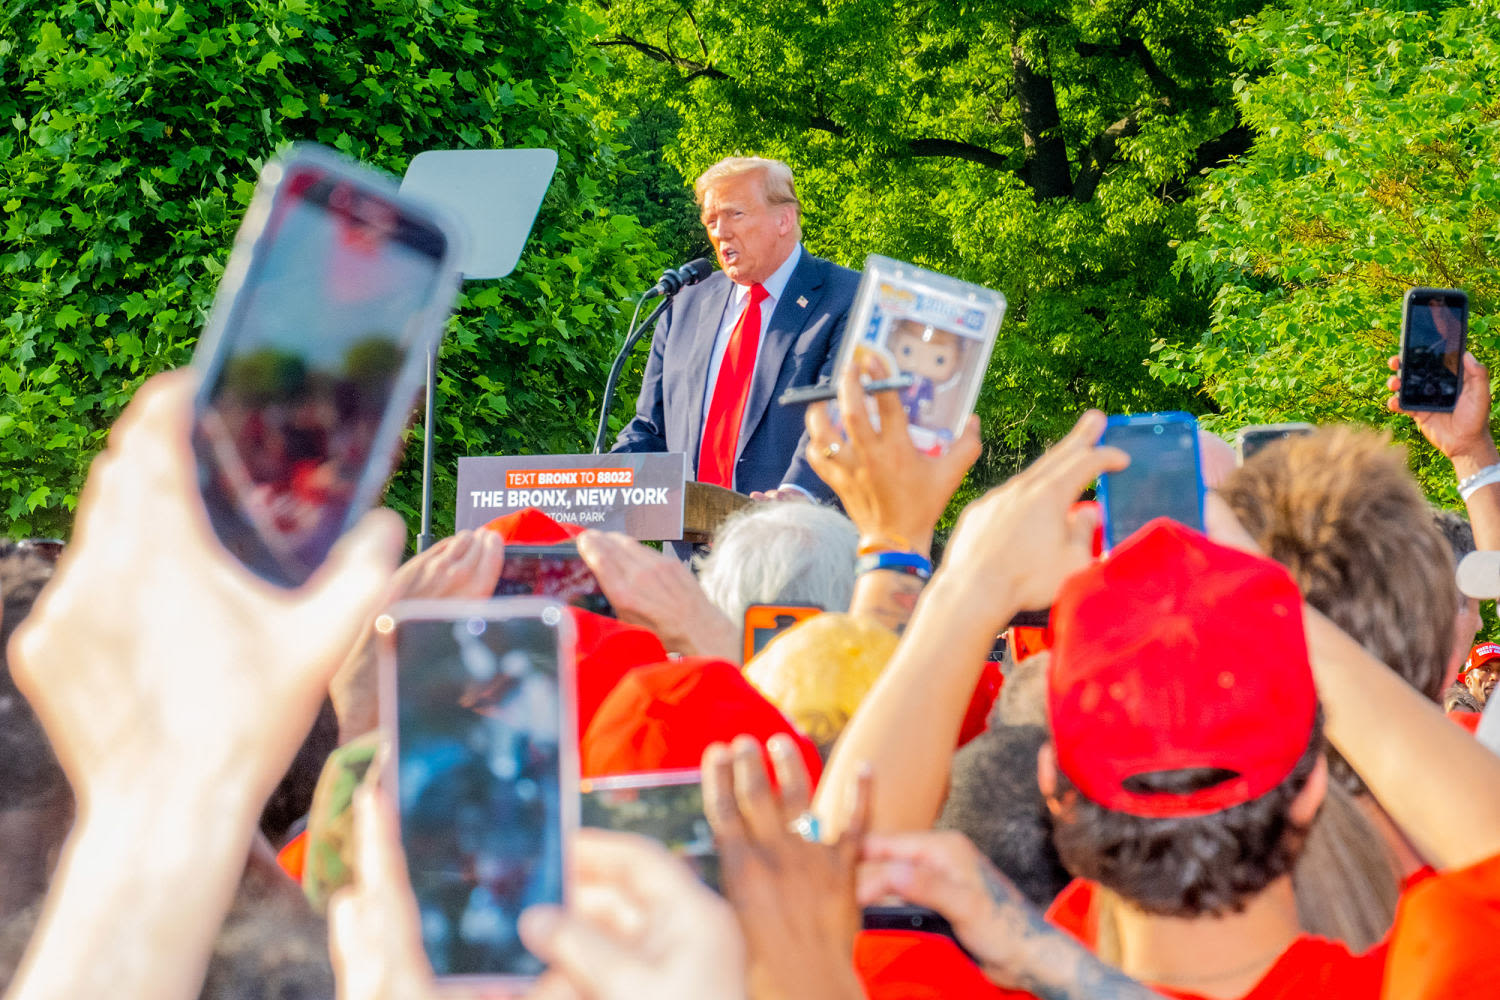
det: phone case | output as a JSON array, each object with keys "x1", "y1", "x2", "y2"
[
  {"x1": 1234, "y1": 422, "x2": 1315, "y2": 464},
  {"x1": 1398, "y1": 287, "x2": 1469, "y2": 413},
  {"x1": 828, "y1": 255, "x2": 1006, "y2": 454},
  {"x1": 1097, "y1": 411, "x2": 1205, "y2": 551},
  {"x1": 742, "y1": 603, "x2": 822, "y2": 664},
  {"x1": 191, "y1": 144, "x2": 466, "y2": 585},
  {"x1": 379, "y1": 597, "x2": 577, "y2": 988}
]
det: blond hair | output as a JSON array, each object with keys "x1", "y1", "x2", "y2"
[{"x1": 695, "y1": 156, "x2": 801, "y2": 221}]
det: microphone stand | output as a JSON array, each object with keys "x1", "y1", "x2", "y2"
[{"x1": 592, "y1": 295, "x2": 674, "y2": 454}]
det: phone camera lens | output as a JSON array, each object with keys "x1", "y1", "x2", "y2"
[{"x1": 465, "y1": 617, "x2": 486, "y2": 636}]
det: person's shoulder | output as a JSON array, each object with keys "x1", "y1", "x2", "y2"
[{"x1": 802, "y1": 251, "x2": 860, "y2": 282}]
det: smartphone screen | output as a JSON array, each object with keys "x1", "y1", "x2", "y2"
[
  {"x1": 743, "y1": 603, "x2": 822, "y2": 662},
  {"x1": 393, "y1": 604, "x2": 569, "y2": 981},
  {"x1": 493, "y1": 544, "x2": 614, "y2": 618},
  {"x1": 194, "y1": 156, "x2": 451, "y2": 586},
  {"x1": 1099, "y1": 413, "x2": 1204, "y2": 549},
  {"x1": 1400, "y1": 288, "x2": 1468, "y2": 412},
  {"x1": 579, "y1": 771, "x2": 720, "y2": 893}
]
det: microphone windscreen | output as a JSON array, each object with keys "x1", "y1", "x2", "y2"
[{"x1": 680, "y1": 258, "x2": 714, "y2": 284}]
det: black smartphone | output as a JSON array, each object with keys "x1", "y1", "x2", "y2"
[
  {"x1": 1399, "y1": 288, "x2": 1469, "y2": 412},
  {"x1": 1097, "y1": 412, "x2": 1205, "y2": 550},
  {"x1": 862, "y1": 905, "x2": 971, "y2": 954},
  {"x1": 492, "y1": 543, "x2": 614, "y2": 618},
  {"x1": 192, "y1": 146, "x2": 460, "y2": 587},
  {"x1": 579, "y1": 770, "x2": 720, "y2": 893},
  {"x1": 1235, "y1": 422, "x2": 1314, "y2": 464},
  {"x1": 384, "y1": 598, "x2": 576, "y2": 988}
]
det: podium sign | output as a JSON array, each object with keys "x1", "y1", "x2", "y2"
[{"x1": 456, "y1": 453, "x2": 690, "y2": 538}]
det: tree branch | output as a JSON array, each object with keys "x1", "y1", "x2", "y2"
[
  {"x1": 1071, "y1": 107, "x2": 1153, "y2": 202},
  {"x1": 905, "y1": 138, "x2": 1010, "y2": 171},
  {"x1": 595, "y1": 35, "x2": 729, "y2": 80},
  {"x1": 1075, "y1": 37, "x2": 1192, "y2": 108}
]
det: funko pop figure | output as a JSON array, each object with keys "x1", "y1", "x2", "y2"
[{"x1": 888, "y1": 320, "x2": 965, "y2": 430}]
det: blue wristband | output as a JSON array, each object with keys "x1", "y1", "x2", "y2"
[{"x1": 856, "y1": 550, "x2": 933, "y2": 580}]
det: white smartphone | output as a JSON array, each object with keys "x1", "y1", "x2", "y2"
[{"x1": 381, "y1": 598, "x2": 577, "y2": 988}]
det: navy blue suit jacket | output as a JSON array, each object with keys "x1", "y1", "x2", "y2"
[{"x1": 611, "y1": 253, "x2": 860, "y2": 502}]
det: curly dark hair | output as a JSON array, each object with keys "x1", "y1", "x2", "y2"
[{"x1": 1050, "y1": 712, "x2": 1325, "y2": 919}]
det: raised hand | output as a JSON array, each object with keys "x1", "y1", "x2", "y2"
[{"x1": 703, "y1": 735, "x2": 871, "y2": 1000}]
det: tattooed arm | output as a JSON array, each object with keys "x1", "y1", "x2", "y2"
[
  {"x1": 858, "y1": 831, "x2": 1166, "y2": 1000},
  {"x1": 848, "y1": 569, "x2": 925, "y2": 635}
]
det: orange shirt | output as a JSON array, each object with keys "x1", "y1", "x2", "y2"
[
  {"x1": 1382, "y1": 852, "x2": 1500, "y2": 999},
  {"x1": 857, "y1": 853, "x2": 1500, "y2": 1000}
]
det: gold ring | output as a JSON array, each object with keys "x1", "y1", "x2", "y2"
[{"x1": 822, "y1": 441, "x2": 842, "y2": 460}]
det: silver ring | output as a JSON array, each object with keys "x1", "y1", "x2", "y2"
[
  {"x1": 821, "y1": 441, "x2": 842, "y2": 460},
  {"x1": 790, "y1": 811, "x2": 821, "y2": 843}
]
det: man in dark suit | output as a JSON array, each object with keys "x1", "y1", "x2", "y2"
[{"x1": 612, "y1": 157, "x2": 859, "y2": 503}]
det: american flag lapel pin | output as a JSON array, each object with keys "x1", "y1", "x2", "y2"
[{"x1": 796, "y1": 295, "x2": 808, "y2": 308}]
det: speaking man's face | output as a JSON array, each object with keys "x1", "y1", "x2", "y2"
[{"x1": 699, "y1": 172, "x2": 797, "y2": 287}]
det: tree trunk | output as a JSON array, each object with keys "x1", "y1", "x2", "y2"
[{"x1": 1011, "y1": 42, "x2": 1072, "y2": 200}]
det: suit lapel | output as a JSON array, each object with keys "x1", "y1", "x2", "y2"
[
  {"x1": 676, "y1": 275, "x2": 735, "y2": 464},
  {"x1": 739, "y1": 255, "x2": 824, "y2": 454}
]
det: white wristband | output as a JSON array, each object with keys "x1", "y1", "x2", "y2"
[{"x1": 1460, "y1": 463, "x2": 1500, "y2": 502}]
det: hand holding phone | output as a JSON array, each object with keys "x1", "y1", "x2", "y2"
[
  {"x1": 1097, "y1": 412, "x2": 1205, "y2": 550},
  {"x1": 1398, "y1": 288, "x2": 1468, "y2": 413}
]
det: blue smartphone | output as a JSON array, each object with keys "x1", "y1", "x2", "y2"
[{"x1": 1097, "y1": 412, "x2": 1205, "y2": 550}]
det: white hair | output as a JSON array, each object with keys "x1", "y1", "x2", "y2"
[{"x1": 695, "y1": 502, "x2": 858, "y2": 624}]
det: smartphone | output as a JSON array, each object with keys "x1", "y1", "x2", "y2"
[
  {"x1": 492, "y1": 543, "x2": 614, "y2": 618},
  {"x1": 743, "y1": 603, "x2": 822, "y2": 663},
  {"x1": 1399, "y1": 288, "x2": 1469, "y2": 412},
  {"x1": 1235, "y1": 422, "x2": 1315, "y2": 464},
  {"x1": 579, "y1": 770, "x2": 720, "y2": 893},
  {"x1": 1097, "y1": 412, "x2": 1204, "y2": 550},
  {"x1": 862, "y1": 906, "x2": 971, "y2": 954},
  {"x1": 192, "y1": 145, "x2": 461, "y2": 587},
  {"x1": 384, "y1": 598, "x2": 576, "y2": 986}
]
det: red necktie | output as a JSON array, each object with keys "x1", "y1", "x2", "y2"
[{"x1": 699, "y1": 283, "x2": 769, "y2": 488}]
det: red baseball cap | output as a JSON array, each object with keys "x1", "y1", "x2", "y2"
[
  {"x1": 481, "y1": 507, "x2": 583, "y2": 544},
  {"x1": 1048, "y1": 519, "x2": 1316, "y2": 819},
  {"x1": 582, "y1": 657, "x2": 823, "y2": 785},
  {"x1": 1461, "y1": 642, "x2": 1500, "y2": 679}
]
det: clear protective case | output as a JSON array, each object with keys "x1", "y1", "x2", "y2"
[{"x1": 831, "y1": 254, "x2": 1007, "y2": 453}]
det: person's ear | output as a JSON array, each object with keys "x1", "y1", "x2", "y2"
[
  {"x1": 777, "y1": 204, "x2": 796, "y2": 237},
  {"x1": 1288, "y1": 754, "x2": 1328, "y2": 826}
]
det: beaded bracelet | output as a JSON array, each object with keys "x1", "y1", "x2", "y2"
[{"x1": 856, "y1": 550, "x2": 933, "y2": 580}]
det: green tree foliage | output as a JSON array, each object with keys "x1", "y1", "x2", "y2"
[
  {"x1": 1161, "y1": 0, "x2": 1500, "y2": 497},
  {"x1": 588, "y1": 0, "x2": 1264, "y2": 502},
  {"x1": 1, "y1": 0, "x2": 668, "y2": 538}
]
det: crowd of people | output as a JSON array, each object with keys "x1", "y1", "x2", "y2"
[{"x1": 4, "y1": 335, "x2": 1500, "y2": 1000}]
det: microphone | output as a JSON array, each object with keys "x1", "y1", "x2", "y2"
[{"x1": 643, "y1": 257, "x2": 713, "y2": 300}]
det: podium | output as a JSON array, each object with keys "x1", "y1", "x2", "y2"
[
  {"x1": 455, "y1": 452, "x2": 751, "y2": 544},
  {"x1": 682, "y1": 481, "x2": 753, "y2": 544}
]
